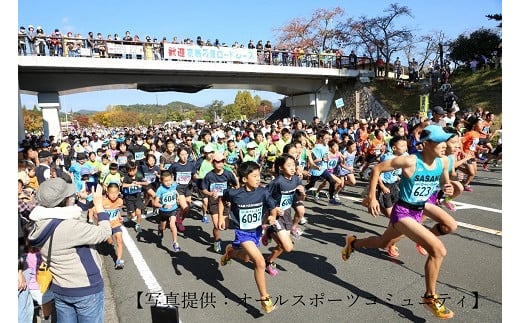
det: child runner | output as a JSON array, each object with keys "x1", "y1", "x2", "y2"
[
  {"x1": 169, "y1": 146, "x2": 197, "y2": 232},
  {"x1": 121, "y1": 160, "x2": 148, "y2": 233},
  {"x1": 102, "y1": 162, "x2": 122, "y2": 192},
  {"x1": 101, "y1": 183, "x2": 125, "y2": 269},
  {"x1": 342, "y1": 125, "x2": 457, "y2": 319},
  {"x1": 315, "y1": 140, "x2": 343, "y2": 202},
  {"x1": 374, "y1": 135, "x2": 409, "y2": 258},
  {"x1": 153, "y1": 170, "x2": 181, "y2": 252},
  {"x1": 201, "y1": 151, "x2": 239, "y2": 253},
  {"x1": 282, "y1": 143, "x2": 307, "y2": 235},
  {"x1": 460, "y1": 117, "x2": 486, "y2": 192},
  {"x1": 218, "y1": 161, "x2": 281, "y2": 314},
  {"x1": 263, "y1": 154, "x2": 306, "y2": 276},
  {"x1": 336, "y1": 140, "x2": 358, "y2": 193}
]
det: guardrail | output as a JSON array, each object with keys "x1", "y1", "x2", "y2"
[{"x1": 18, "y1": 35, "x2": 373, "y2": 69}]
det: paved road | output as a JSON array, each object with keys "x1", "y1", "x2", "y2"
[{"x1": 102, "y1": 164, "x2": 502, "y2": 323}]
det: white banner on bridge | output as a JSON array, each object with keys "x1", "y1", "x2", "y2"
[{"x1": 164, "y1": 44, "x2": 257, "y2": 63}]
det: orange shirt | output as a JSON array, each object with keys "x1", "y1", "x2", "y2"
[
  {"x1": 462, "y1": 130, "x2": 480, "y2": 153},
  {"x1": 368, "y1": 138, "x2": 386, "y2": 156}
]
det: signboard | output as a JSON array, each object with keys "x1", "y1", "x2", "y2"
[
  {"x1": 419, "y1": 94, "x2": 429, "y2": 118},
  {"x1": 335, "y1": 98, "x2": 345, "y2": 109},
  {"x1": 164, "y1": 44, "x2": 257, "y2": 63}
]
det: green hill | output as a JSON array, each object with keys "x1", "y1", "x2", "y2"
[{"x1": 369, "y1": 68, "x2": 502, "y2": 121}]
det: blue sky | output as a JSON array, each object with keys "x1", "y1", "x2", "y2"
[{"x1": 17, "y1": 0, "x2": 502, "y2": 112}]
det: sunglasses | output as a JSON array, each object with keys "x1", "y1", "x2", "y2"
[{"x1": 213, "y1": 159, "x2": 225, "y2": 163}]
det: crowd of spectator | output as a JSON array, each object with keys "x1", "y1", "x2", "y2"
[{"x1": 18, "y1": 25, "x2": 373, "y2": 68}]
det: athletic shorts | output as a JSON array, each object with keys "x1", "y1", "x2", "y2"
[
  {"x1": 158, "y1": 209, "x2": 177, "y2": 222},
  {"x1": 208, "y1": 197, "x2": 229, "y2": 215},
  {"x1": 492, "y1": 144, "x2": 502, "y2": 156},
  {"x1": 389, "y1": 200, "x2": 425, "y2": 226},
  {"x1": 176, "y1": 184, "x2": 192, "y2": 196},
  {"x1": 111, "y1": 226, "x2": 122, "y2": 235},
  {"x1": 377, "y1": 182, "x2": 400, "y2": 209},
  {"x1": 124, "y1": 194, "x2": 144, "y2": 214},
  {"x1": 277, "y1": 212, "x2": 293, "y2": 231},
  {"x1": 232, "y1": 226, "x2": 263, "y2": 247}
]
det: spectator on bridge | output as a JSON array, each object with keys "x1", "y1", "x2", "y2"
[
  {"x1": 348, "y1": 50, "x2": 357, "y2": 69},
  {"x1": 34, "y1": 26, "x2": 47, "y2": 56},
  {"x1": 27, "y1": 25, "x2": 36, "y2": 56},
  {"x1": 19, "y1": 26, "x2": 27, "y2": 56}
]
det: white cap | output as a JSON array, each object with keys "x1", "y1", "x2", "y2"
[
  {"x1": 246, "y1": 142, "x2": 258, "y2": 149},
  {"x1": 203, "y1": 145, "x2": 214, "y2": 153}
]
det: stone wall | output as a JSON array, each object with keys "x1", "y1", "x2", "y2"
[{"x1": 326, "y1": 79, "x2": 391, "y2": 122}]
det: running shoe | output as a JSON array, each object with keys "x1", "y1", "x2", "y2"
[
  {"x1": 333, "y1": 193, "x2": 340, "y2": 200},
  {"x1": 422, "y1": 294, "x2": 454, "y2": 319},
  {"x1": 260, "y1": 295, "x2": 276, "y2": 314},
  {"x1": 329, "y1": 198, "x2": 342, "y2": 205},
  {"x1": 442, "y1": 199, "x2": 457, "y2": 212},
  {"x1": 135, "y1": 224, "x2": 142, "y2": 233},
  {"x1": 341, "y1": 235, "x2": 356, "y2": 261},
  {"x1": 176, "y1": 217, "x2": 185, "y2": 232},
  {"x1": 291, "y1": 227, "x2": 303, "y2": 240},
  {"x1": 416, "y1": 243, "x2": 428, "y2": 256},
  {"x1": 172, "y1": 242, "x2": 181, "y2": 252},
  {"x1": 318, "y1": 191, "x2": 329, "y2": 199},
  {"x1": 299, "y1": 216, "x2": 308, "y2": 225},
  {"x1": 266, "y1": 262, "x2": 279, "y2": 276},
  {"x1": 201, "y1": 215, "x2": 209, "y2": 223},
  {"x1": 115, "y1": 259, "x2": 125, "y2": 270},
  {"x1": 213, "y1": 240, "x2": 222, "y2": 253},
  {"x1": 261, "y1": 229, "x2": 271, "y2": 246},
  {"x1": 463, "y1": 185, "x2": 474, "y2": 192},
  {"x1": 220, "y1": 244, "x2": 234, "y2": 266},
  {"x1": 482, "y1": 163, "x2": 490, "y2": 171},
  {"x1": 387, "y1": 244, "x2": 400, "y2": 258}
]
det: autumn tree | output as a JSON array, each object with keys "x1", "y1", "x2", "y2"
[
  {"x1": 402, "y1": 31, "x2": 450, "y2": 77},
  {"x1": 274, "y1": 7, "x2": 345, "y2": 53},
  {"x1": 22, "y1": 106, "x2": 43, "y2": 134},
  {"x1": 343, "y1": 3, "x2": 413, "y2": 77}
]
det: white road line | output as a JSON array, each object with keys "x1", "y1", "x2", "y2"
[
  {"x1": 338, "y1": 195, "x2": 502, "y2": 235},
  {"x1": 122, "y1": 226, "x2": 183, "y2": 322},
  {"x1": 456, "y1": 221, "x2": 502, "y2": 236}
]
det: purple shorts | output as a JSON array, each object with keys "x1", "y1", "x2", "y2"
[
  {"x1": 389, "y1": 202, "x2": 425, "y2": 226},
  {"x1": 426, "y1": 191, "x2": 439, "y2": 204}
]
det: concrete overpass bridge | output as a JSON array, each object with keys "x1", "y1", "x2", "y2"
[{"x1": 18, "y1": 55, "x2": 374, "y2": 141}]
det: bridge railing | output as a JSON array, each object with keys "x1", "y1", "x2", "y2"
[{"x1": 19, "y1": 35, "x2": 373, "y2": 70}]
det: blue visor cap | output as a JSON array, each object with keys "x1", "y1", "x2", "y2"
[{"x1": 419, "y1": 125, "x2": 455, "y2": 143}]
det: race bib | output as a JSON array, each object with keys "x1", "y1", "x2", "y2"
[
  {"x1": 134, "y1": 151, "x2": 145, "y2": 160},
  {"x1": 280, "y1": 193, "x2": 293, "y2": 210},
  {"x1": 176, "y1": 172, "x2": 191, "y2": 185},
  {"x1": 410, "y1": 182, "x2": 438, "y2": 203},
  {"x1": 105, "y1": 208, "x2": 120, "y2": 228},
  {"x1": 161, "y1": 191, "x2": 177, "y2": 208},
  {"x1": 238, "y1": 206, "x2": 263, "y2": 230},
  {"x1": 209, "y1": 182, "x2": 227, "y2": 197}
]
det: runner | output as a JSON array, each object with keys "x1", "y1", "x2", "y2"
[{"x1": 341, "y1": 125, "x2": 457, "y2": 319}]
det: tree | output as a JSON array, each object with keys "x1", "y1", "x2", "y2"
[
  {"x1": 344, "y1": 3, "x2": 414, "y2": 77},
  {"x1": 22, "y1": 107, "x2": 43, "y2": 134},
  {"x1": 449, "y1": 28, "x2": 501, "y2": 67},
  {"x1": 402, "y1": 31, "x2": 449, "y2": 77},
  {"x1": 486, "y1": 14, "x2": 502, "y2": 28},
  {"x1": 233, "y1": 91, "x2": 257, "y2": 119},
  {"x1": 274, "y1": 7, "x2": 345, "y2": 53},
  {"x1": 221, "y1": 103, "x2": 241, "y2": 122},
  {"x1": 203, "y1": 100, "x2": 225, "y2": 123}
]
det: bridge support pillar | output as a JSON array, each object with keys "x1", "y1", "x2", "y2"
[
  {"x1": 18, "y1": 92, "x2": 26, "y2": 144},
  {"x1": 38, "y1": 92, "x2": 62, "y2": 140},
  {"x1": 286, "y1": 86, "x2": 335, "y2": 122}
]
